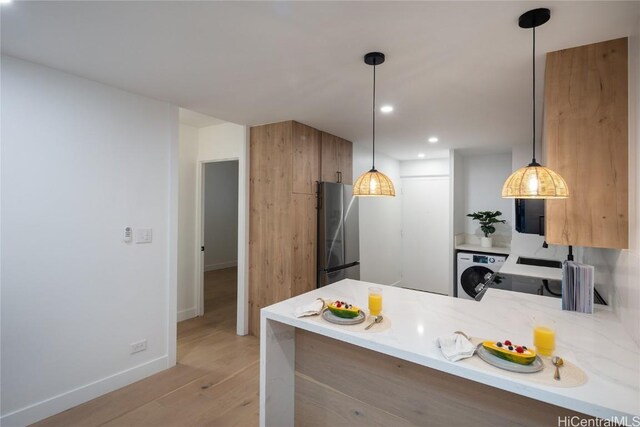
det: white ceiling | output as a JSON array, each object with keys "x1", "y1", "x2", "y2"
[{"x1": 2, "y1": 1, "x2": 638, "y2": 160}]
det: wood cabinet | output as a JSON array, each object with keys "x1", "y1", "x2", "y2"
[
  {"x1": 249, "y1": 121, "x2": 352, "y2": 336},
  {"x1": 294, "y1": 330, "x2": 588, "y2": 426},
  {"x1": 293, "y1": 122, "x2": 320, "y2": 194},
  {"x1": 544, "y1": 38, "x2": 628, "y2": 249},
  {"x1": 321, "y1": 132, "x2": 353, "y2": 184}
]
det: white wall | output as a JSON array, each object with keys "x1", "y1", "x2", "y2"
[
  {"x1": 204, "y1": 161, "x2": 239, "y2": 270},
  {"x1": 177, "y1": 124, "x2": 199, "y2": 321},
  {"x1": 461, "y1": 153, "x2": 513, "y2": 241},
  {"x1": 355, "y1": 154, "x2": 453, "y2": 288},
  {"x1": 353, "y1": 144, "x2": 402, "y2": 285},
  {"x1": 452, "y1": 151, "x2": 466, "y2": 235},
  {"x1": 198, "y1": 123, "x2": 246, "y2": 161},
  {"x1": 1, "y1": 56, "x2": 178, "y2": 425},
  {"x1": 400, "y1": 157, "x2": 449, "y2": 177},
  {"x1": 581, "y1": 28, "x2": 640, "y2": 345}
]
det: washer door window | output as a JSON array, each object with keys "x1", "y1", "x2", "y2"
[{"x1": 460, "y1": 266, "x2": 493, "y2": 298}]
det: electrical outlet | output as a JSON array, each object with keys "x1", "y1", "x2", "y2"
[{"x1": 130, "y1": 339, "x2": 147, "y2": 354}]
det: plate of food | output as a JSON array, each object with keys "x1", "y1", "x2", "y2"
[
  {"x1": 322, "y1": 300, "x2": 366, "y2": 325},
  {"x1": 476, "y1": 339, "x2": 544, "y2": 373}
]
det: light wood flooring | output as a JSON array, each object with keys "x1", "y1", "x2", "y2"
[{"x1": 34, "y1": 267, "x2": 259, "y2": 427}]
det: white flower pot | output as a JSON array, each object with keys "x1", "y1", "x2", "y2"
[{"x1": 480, "y1": 237, "x2": 493, "y2": 248}]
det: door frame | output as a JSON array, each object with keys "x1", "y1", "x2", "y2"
[{"x1": 195, "y1": 135, "x2": 249, "y2": 336}]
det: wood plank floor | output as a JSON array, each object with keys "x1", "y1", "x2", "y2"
[{"x1": 34, "y1": 267, "x2": 259, "y2": 427}]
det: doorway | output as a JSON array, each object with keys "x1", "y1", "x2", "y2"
[{"x1": 199, "y1": 160, "x2": 239, "y2": 324}]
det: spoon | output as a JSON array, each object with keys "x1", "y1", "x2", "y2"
[
  {"x1": 365, "y1": 315, "x2": 383, "y2": 330},
  {"x1": 552, "y1": 356, "x2": 564, "y2": 380}
]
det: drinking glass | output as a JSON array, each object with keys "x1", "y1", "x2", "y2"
[
  {"x1": 533, "y1": 325, "x2": 556, "y2": 356},
  {"x1": 368, "y1": 287, "x2": 383, "y2": 317}
]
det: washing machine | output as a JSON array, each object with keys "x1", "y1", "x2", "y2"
[{"x1": 456, "y1": 252, "x2": 508, "y2": 300}]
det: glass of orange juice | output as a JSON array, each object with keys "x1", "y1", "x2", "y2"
[
  {"x1": 368, "y1": 287, "x2": 383, "y2": 317},
  {"x1": 533, "y1": 325, "x2": 556, "y2": 357}
]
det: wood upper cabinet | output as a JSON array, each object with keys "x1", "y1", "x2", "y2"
[
  {"x1": 292, "y1": 122, "x2": 320, "y2": 195},
  {"x1": 321, "y1": 132, "x2": 353, "y2": 185},
  {"x1": 249, "y1": 121, "x2": 352, "y2": 336},
  {"x1": 338, "y1": 137, "x2": 353, "y2": 185},
  {"x1": 544, "y1": 38, "x2": 628, "y2": 249}
]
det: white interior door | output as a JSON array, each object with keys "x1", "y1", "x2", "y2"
[{"x1": 401, "y1": 177, "x2": 451, "y2": 295}]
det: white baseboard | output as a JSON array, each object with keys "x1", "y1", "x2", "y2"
[
  {"x1": 204, "y1": 260, "x2": 237, "y2": 272},
  {"x1": 1, "y1": 356, "x2": 169, "y2": 427},
  {"x1": 177, "y1": 307, "x2": 197, "y2": 322}
]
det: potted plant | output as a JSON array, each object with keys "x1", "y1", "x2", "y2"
[{"x1": 466, "y1": 211, "x2": 506, "y2": 248}]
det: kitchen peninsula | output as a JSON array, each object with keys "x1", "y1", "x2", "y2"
[{"x1": 260, "y1": 280, "x2": 639, "y2": 426}]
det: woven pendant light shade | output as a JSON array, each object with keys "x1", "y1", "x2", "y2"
[
  {"x1": 353, "y1": 169, "x2": 396, "y2": 197},
  {"x1": 502, "y1": 163, "x2": 569, "y2": 199}
]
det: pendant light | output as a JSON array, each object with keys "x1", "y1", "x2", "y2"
[
  {"x1": 353, "y1": 52, "x2": 396, "y2": 197},
  {"x1": 502, "y1": 8, "x2": 569, "y2": 199}
]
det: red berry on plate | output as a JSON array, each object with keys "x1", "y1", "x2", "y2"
[
  {"x1": 516, "y1": 346, "x2": 524, "y2": 353},
  {"x1": 336, "y1": 302, "x2": 342, "y2": 308},
  {"x1": 504, "y1": 340, "x2": 512, "y2": 346}
]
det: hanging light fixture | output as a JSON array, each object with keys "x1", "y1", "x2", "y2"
[
  {"x1": 502, "y1": 8, "x2": 569, "y2": 199},
  {"x1": 353, "y1": 52, "x2": 396, "y2": 197}
]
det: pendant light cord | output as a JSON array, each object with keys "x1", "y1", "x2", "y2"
[
  {"x1": 531, "y1": 25, "x2": 536, "y2": 164},
  {"x1": 372, "y1": 61, "x2": 377, "y2": 170}
]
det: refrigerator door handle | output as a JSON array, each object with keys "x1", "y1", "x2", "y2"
[{"x1": 322, "y1": 261, "x2": 360, "y2": 274}]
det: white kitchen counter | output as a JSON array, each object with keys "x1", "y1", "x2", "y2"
[
  {"x1": 260, "y1": 279, "x2": 639, "y2": 426},
  {"x1": 500, "y1": 253, "x2": 563, "y2": 280},
  {"x1": 455, "y1": 242, "x2": 511, "y2": 255}
]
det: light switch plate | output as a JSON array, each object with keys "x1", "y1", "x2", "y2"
[{"x1": 135, "y1": 228, "x2": 153, "y2": 244}]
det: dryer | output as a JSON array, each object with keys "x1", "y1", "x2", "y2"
[{"x1": 457, "y1": 252, "x2": 508, "y2": 300}]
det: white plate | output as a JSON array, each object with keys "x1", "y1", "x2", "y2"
[
  {"x1": 322, "y1": 309, "x2": 366, "y2": 325},
  {"x1": 476, "y1": 344, "x2": 544, "y2": 373}
]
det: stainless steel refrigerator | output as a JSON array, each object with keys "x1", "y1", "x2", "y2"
[{"x1": 317, "y1": 182, "x2": 360, "y2": 287}]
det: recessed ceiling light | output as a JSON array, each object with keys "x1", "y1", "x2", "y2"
[
  {"x1": 380, "y1": 105, "x2": 394, "y2": 113},
  {"x1": 428, "y1": 137, "x2": 438, "y2": 143},
  {"x1": 418, "y1": 153, "x2": 425, "y2": 158}
]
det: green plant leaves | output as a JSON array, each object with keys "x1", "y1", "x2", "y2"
[{"x1": 466, "y1": 210, "x2": 506, "y2": 237}]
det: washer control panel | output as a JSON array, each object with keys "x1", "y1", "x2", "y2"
[{"x1": 471, "y1": 254, "x2": 506, "y2": 265}]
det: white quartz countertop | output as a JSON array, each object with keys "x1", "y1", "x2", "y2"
[
  {"x1": 261, "y1": 279, "x2": 639, "y2": 420},
  {"x1": 455, "y1": 243, "x2": 511, "y2": 255},
  {"x1": 499, "y1": 253, "x2": 564, "y2": 281}
]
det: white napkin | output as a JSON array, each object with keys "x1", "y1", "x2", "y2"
[
  {"x1": 437, "y1": 332, "x2": 476, "y2": 362},
  {"x1": 294, "y1": 298, "x2": 325, "y2": 318}
]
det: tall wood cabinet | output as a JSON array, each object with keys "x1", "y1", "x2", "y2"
[
  {"x1": 249, "y1": 121, "x2": 352, "y2": 336},
  {"x1": 544, "y1": 38, "x2": 628, "y2": 249}
]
